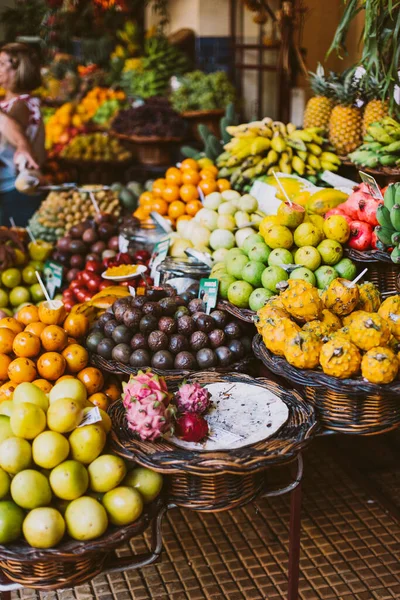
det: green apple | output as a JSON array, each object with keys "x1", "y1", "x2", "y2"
[
  {"x1": 30, "y1": 284, "x2": 45, "y2": 303},
  {"x1": 2, "y1": 269, "x2": 21, "y2": 289},
  {"x1": 9, "y1": 287, "x2": 30, "y2": 307},
  {"x1": 22, "y1": 265, "x2": 37, "y2": 285}
]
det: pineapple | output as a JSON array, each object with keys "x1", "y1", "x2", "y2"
[
  {"x1": 361, "y1": 74, "x2": 389, "y2": 136},
  {"x1": 361, "y1": 347, "x2": 399, "y2": 384},
  {"x1": 303, "y1": 64, "x2": 335, "y2": 131},
  {"x1": 328, "y1": 71, "x2": 363, "y2": 156}
]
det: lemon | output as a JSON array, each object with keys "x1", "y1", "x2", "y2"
[{"x1": 263, "y1": 225, "x2": 293, "y2": 250}]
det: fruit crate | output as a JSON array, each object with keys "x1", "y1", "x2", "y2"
[
  {"x1": 345, "y1": 248, "x2": 400, "y2": 297},
  {"x1": 110, "y1": 132, "x2": 184, "y2": 166},
  {"x1": 108, "y1": 372, "x2": 317, "y2": 512},
  {"x1": 253, "y1": 334, "x2": 400, "y2": 436},
  {"x1": 182, "y1": 109, "x2": 225, "y2": 142},
  {"x1": 57, "y1": 157, "x2": 133, "y2": 186},
  {"x1": 0, "y1": 498, "x2": 166, "y2": 591}
]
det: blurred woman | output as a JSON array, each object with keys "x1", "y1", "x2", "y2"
[{"x1": 0, "y1": 43, "x2": 45, "y2": 226}]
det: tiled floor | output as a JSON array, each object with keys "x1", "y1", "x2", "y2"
[{"x1": 11, "y1": 435, "x2": 400, "y2": 600}]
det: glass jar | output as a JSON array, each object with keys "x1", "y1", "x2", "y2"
[
  {"x1": 157, "y1": 257, "x2": 211, "y2": 294},
  {"x1": 126, "y1": 222, "x2": 167, "y2": 255}
]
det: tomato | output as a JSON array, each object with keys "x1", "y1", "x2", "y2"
[
  {"x1": 81, "y1": 271, "x2": 92, "y2": 284},
  {"x1": 75, "y1": 289, "x2": 87, "y2": 303},
  {"x1": 85, "y1": 260, "x2": 103, "y2": 274},
  {"x1": 64, "y1": 300, "x2": 75, "y2": 312},
  {"x1": 83, "y1": 293, "x2": 93, "y2": 302},
  {"x1": 69, "y1": 280, "x2": 80, "y2": 290},
  {"x1": 62, "y1": 289, "x2": 74, "y2": 300},
  {"x1": 87, "y1": 275, "x2": 102, "y2": 292}
]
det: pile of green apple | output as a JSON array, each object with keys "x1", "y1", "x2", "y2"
[
  {"x1": 0, "y1": 241, "x2": 54, "y2": 317},
  {"x1": 169, "y1": 190, "x2": 265, "y2": 258}
]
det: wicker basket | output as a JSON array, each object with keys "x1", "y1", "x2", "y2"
[
  {"x1": 108, "y1": 372, "x2": 317, "y2": 512},
  {"x1": 343, "y1": 160, "x2": 400, "y2": 185},
  {"x1": 110, "y1": 131, "x2": 183, "y2": 166},
  {"x1": 253, "y1": 334, "x2": 400, "y2": 436},
  {"x1": 182, "y1": 109, "x2": 224, "y2": 141},
  {"x1": 57, "y1": 157, "x2": 132, "y2": 186},
  {"x1": 345, "y1": 248, "x2": 400, "y2": 297},
  {"x1": 217, "y1": 300, "x2": 256, "y2": 324},
  {"x1": 0, "y1": 499, "x2": 165, "y2": 590},
  {"x1": 90, "y1": 353, "x2": 258, "y2": 390}
]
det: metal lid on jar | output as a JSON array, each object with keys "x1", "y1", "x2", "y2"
[{"x1": 157, "y1": 256, "x2": 211, "y2": 276}]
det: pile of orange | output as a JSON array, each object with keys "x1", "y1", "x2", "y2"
[
  {"x1": 0, "y1": 302, "x2": 121, "y2": 411},
  {"x1": 133, "y1": 158, "x2": 231, "y2": 228}
]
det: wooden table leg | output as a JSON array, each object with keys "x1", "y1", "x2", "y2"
[
  {"x1": 0, "y1": 592, "x2": 12, "y2": 600},
  {"x1": 287, "y1": 477, "x2": 302, "y2": 600}
]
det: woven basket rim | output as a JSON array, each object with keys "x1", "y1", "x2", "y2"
[
  {"x1": 0, "y1": 498, "x2": 163, "y2": 562},
  {"x1": 108, "y1": 372, "x2": 317, "y2": 475},
  {"x1": 181, "y1": 109, "x2": 225, "y2": 118},
  {"x1": 344, "y1": 247, "x2": 393, "y2": 263},
  {"x1": 342, "y1": 159, "x2": 400, "y2": 178},
  {"x1": 217, "y1": 300, "x2": 255, "y2": 323},
  {"x1": 58, "y1": 156, "x2": 132, "y2": 167},
  {"x1": 109, "y1": 130, "x2": 184, "y2": 143},
  {"x1": 253, "y1": 334, "x2": 400, "y2": 395}
]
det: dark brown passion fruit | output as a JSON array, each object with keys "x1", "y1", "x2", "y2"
[
  {"x1": 142, "y1": 302, "x2": 162, "y2": 318},
  {"x1": 174, "y1": 351, "x2": 197, "y2": 370},
  {"x1": 210, "y1": 310, "x2": 227, "y2": 329},
  {"x1": 215, "y1": 346, "x2": 233, "y2": 367},
  {"x1": 188, "y1": 298, "x2": 205, "y2": 314},
  {"x1": 158, "y1": 316, "x2": 176, "y2": 335},
  {"x1": 151, "y1": 350, "x2": 174, "y2": 370},
  {"x1": 112, "y1": 325, "x2": 132, "y2": 345},
  {"x1": 158, "y1": 297, "x2": 177, "y2": 316},
  {"x1": 139, "y1": 314, "x2": 158, "y2": 334},
  {"x1": 86, "y1": 331, "x2": 104, "y2": 353},
  {"x1": 196, "y1": 348, "x2": 217, "y2": 369},
  {"x1": 208, "y1": 329, "x2": 226, "y2": 348},
  {"x1": 196, "y1": 314, "x2": 214, "y2": 333},
  {"x1": 168, "y1": 334, "x2": 189, "y2": 355},
  {"x1": 224, "y1": 321, "x2": 242, "y2": 339},
  {"x1": 174, "y1": 306, "x2": 190, "y2": 319},
  {"x1": 174, "y1": 296, "x2": 187, "y2": 307},
  {"x1": 177, "y1": 315, "x2": 195, "y2": 336},
  {"x1": 187, "y1": 283, "x2": 200, "y2": 299},
  {"x1": 228, "y1": 339, "x2": 245, "y2": 360},
  {"x1": 114, "y1": 304, "x2": 128, "y2": 323},
  {"x1": 123, "y1": 308, "x2": 142, "y2": 329},
  {"x1": 130, "y1": 349, "x2": 151, "y2": 368},
  {"x1": 130, "y1": 333, "x2": 148, "y2": 351},
  {"x1": 131, "y1": 296, "x2": 148, "y2": 309},
  {"x1": 112, "y1": 343, "x2": 131, "y2": 364},
  {"x1": 96, "y1": 338, "x2": 115, "y2": 359},
  {"x1": 98, "y1": 312, "x2": 115, "y2": 328},
  {"x1": 104, "y1": 319, "x2": 119, "y2": 338},
  {"x1": 148, "y1": 330, "x2": 169, "y2": 352},
  {"x1": 190, "y1": 331, "x2": 209, "y2": 352}
]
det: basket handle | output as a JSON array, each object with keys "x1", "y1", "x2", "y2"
[{"x1": 104, "y1": 502, "x2": 174, "y2": 574}]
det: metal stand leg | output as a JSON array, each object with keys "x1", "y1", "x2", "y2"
[{"x1": 287, "y1": 472, "x2": 302, "y2": 600}]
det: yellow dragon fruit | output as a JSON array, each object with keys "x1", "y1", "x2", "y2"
[
  {"x1": 261, "y1": 316, "x2": 300, "y2": 356},
  {"x1": 378, "y1": 295, "x2": 400, "y2": 321},
  {"x1": 342, "y1": 310, "x2": 369, "y2": 328},
  {"x1": 302, "y1": 320, "x2": 331, "y2": 340},
  {"x1": 278, "y1": 280, "x2": 323, "y2": 322},
  {"x1": 349, "y1": 312, "x2": 390, "y2": 351},
  {"x1": 323, "y1": 278, "x2": 359, "y2": 316},
  {"x1": 357, "y1": 282, "x2": 381, "y2": 313},
  {"x1": 361, "y1": 347, "x2": 399, "y2": 384},
  {"x1": 319, "y1": 338, "x2": 361, "y2": 378},
  {"x1": 320, "y1": 309, "x2": 342, "y2": 332},
  {"x1": 284, "y1": 331, "x2": 322, "y2": 369}
]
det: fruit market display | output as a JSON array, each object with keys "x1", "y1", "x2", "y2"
[
  {"x1": 123, "y1": 372, "x2": 211, "y2": 444},
  {"x1": 171, "y1": 71, "x2": 236, "y2": 113},
  {"x1": 303, "y1": 64, "x2": 337, "y2": 131},
  {"x1": 216, "y1": 119, "x2": 341, "y2": 191},
  {"x1": 133, "y1": 158, "x2": 228, "y2": 226},
  {"x1": 61, "y1": 133, "x2": 131, "y2": 163},
  {"x1": 0, "y1": 373, "x2": 162, "y2": 548},
  {"x1": 28, "y1": 187, "x2": 122, "y2": 242},
  {"x1": 87, "y1": 285, "x2": 253, "y2": 371},
  {"x1": 111, "y1": 98, "x2": 185, "y2": 138},
  {"x1": 256, "y1": 278, "x2": 400, "y2": 385},
  {"x1": 349, "y1": 117, "x2": 400, "y2": 169}
]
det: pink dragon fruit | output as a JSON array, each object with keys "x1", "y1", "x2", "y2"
[
  {"x1": 123, "y1": 370, "x2": 170, "y2": 410},
  {"x1": 174, "y1": 382, "x2": 211, "y2": 414},
  {"x1": 176, "y1": 413, "x2": 209, "y2": 442},
  {"x1": 126, "y1": 394, "x2": 176, "y2": 441}
]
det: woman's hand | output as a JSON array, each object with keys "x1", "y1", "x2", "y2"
[
  {"x1": 0, "y1": 111, "x2": 39, "y2": 169},
  {"x1": 14, "y1": 148, "x2": 39, "y2": 170}
]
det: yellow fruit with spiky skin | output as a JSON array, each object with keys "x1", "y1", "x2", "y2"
[
  {"x1": 343, "y1": 310, "x2": 369, "y2": 328},
  {"x1": 362, "y1": 100, "x2": 388, "y2": 136},
  {"x1": 279, "y1": 280, "x2": 323, "y2": 323},
  {"x1": 357, "y1": 282, "x2": 381, "y2": 313},
  {"x1": 378, "y1": 296, "x2": 400, "y2": 321},
  {"x1": 329, "y1": 326, "x2": 351, "y2": 342},
  {"x1": 386, "y1": 313, "x2": 400, "y2": 340},
  {"x1": 303, "y1": 64, "x2": 335, "y2": 130},
  {"x1": 302, "y1": 320, "x2": 331, "y2": 340},
  {"x1": 361, "y1": 347, "x2": 399, "y2": 384},
  {"x1": 349, "y1": 313, "x2": 390, "y2": 351},
  {"x1": 284, "y1": 331, "x2": 322, "y2": 369},
  {"x1": 261, "y1": 317, "x2": 300, "y2": 357},
  {"x1": 323, "y1": 278, "x2": 359, "y2": 316},
  {"x1": 256, "y1": 302, "x2": 289, "y2": 333},
  {"x1": 320, "y1": 309, "x2": 342, "y2": 332},
  {"x1": 319, "y1": 338, "x2": 361, "y2": 379}
]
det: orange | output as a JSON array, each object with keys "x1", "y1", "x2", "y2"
[
  {"x1": 0, "y1": 355, "x2": 12, "y2": 380},
  {"x1": 133, "y1": 207, "x2": 148, "y2": 221},
  {"x1": 62, "y1": 344, "x2": 89, "y2": 373},
  {"x1": 199, "y1": 178, "x2": 218, "y2": 195},
  {"x1": 0, "y1": 318, "x2": 23, "y2": 335},
  {"x1": 181, "y1": 170, "x2": 200, "y2": 186},
  {"x1": 186, "y1": 200, "x2": 203, "y2": 216},
  {"x1": 151, "y1": 199, "x2": 168, "y2": 216},
  {"x1": 38, "y1": 302, "x2": 66, "y2": 326},
  {"x1": 200, "y1": 165, "x2": 218, "y2": 178},
  {"x1": 25, "y1": 322, "x2": 47, "y2": 337},
  {"x1": 0, "y1": 328, "x2": 16, "y2": 354},
  {"x1": 152, "y1": 178, "x2": 166, "y2": 196},
  {"x1": 77, "y1": 367, "x2": 104, "y2": 395},
  {"x1": 179, "y1": 184, "x2": 199, "y2": 202},
  {"x1": 162, "y1": 184, "x2": 180, "y2": 203},
  {"x1": 103, "y1": 382, "x2": 121, "y2": 402},
  {"x1": 165, "y1": 167, "x2": 183, "y2": 186},
  {"x1": 0, "y1": 381, "x2": 17, "y2": 401},
  {"x1": 32, "y1": 379, "x2": 53, "y2": 394},
  {"x1": 37, "y1": 352, "x2": 66, "y2": 381},
  {"x1": 16, "y1": 305, "x2": 39, "y2": 326},
  {"x1": 63, "y1": 314, "x2": 89, "y2": 339},
  {"x1": 12, "y1": 332, "x2": 41, "y2": 358},
  {"x1": 217, "y1": 178, "x2": 231, "y2": 192},
  {"x1": 88, "y1": 392, "x2": 110, "y2": 411},
  {"x1": 168, "y1": 201, "x2": 186, "y2": 220},
  {"x1": 8, "y1": 357, "x2": 37, "y2": 384},
  {"x1": 40, "y1": 325, "x2": 68, "y2": 352},
  {"x1": 139, "y1": 191, "x2": 153, "y2": 206},
  {"x1": 181, "y1": 158, "x2": 199, "y2": 171},
  {"x1": 67, "y1": 337, "x2": 77, "y2": 346}
]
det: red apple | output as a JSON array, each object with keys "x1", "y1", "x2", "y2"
[
  {"x1": 87, "y1": 275, "x2": 102, "y2": 292},
  {"x1": 85, "y1": 260, "x2": 103, "y2": 274},
  {"x1": 348, "y1": 221, "x2": 373, "y2": 251}
]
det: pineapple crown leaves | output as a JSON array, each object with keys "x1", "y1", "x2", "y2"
[
  {"x1": 359, "y1": 72, "x2": 388, "y2": 102},
  {"x1": 328, "y1": 69, "x2": 361, "y2": 106},
  {"x1": 308, "y1": 63, "x2": 339, "y2": 97}
]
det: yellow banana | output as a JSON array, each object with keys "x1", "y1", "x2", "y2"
[
  {"x1": 306, "y1": 143, "x2": 322, "y2": 156},
  {"x1": 292, "y1": 156, "x2": 305, "y2": 176},
  {"x1": 250, "y1": 137, "x2": 271, "y2": 155},
  {"x1": 271, "y1": 135, "x2": 287, "y2": 153},
  {"x1": 279, "y1": 160, "x2": 292, "y2": 174},
  {"x1": 258, "y1": 126, "x2": 273, "y2": 138},
  {"x1": 320, "y1": 151, "x2": 341, "y2": 165},
  {"x1": 304, "y1": 126, "x2": 326, "y2": 135},
  {"x1": 289, "y1": 130, "x2": 314, "y2": 142},
  {"x1": 296, "y1": 150, "x2": 308, "y2": 162},
  {"x1": 286, "y1": 122, "x2": 297, "y2": 134},
  {"x1": 310, "y1": 133, "x2": 325, "y2": 144},
  {"x1": 280, "y1": 151, "x2": 291, "y2": 165},
  {"x1": 307, "y1": 154, "x2": 321, "y2": 170},
  {"x1": 321, "y1": 160, "x2": 339, "y2": 172}
]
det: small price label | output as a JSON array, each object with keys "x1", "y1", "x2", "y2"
[
  {"x1": 43, "y1": 260, "x2": 63, "y2": 299},
  {"x1": 320, "y1": 170, "x2": 357, "y2": 190},
  {"x1": 118, "y1": 234, "x2": 129, "y2": 253},
  {"x1": 78, "y1": 407, "x2": 102, "y2": 427},
  {"x1": 359, "y1": 171, "x2": 384, "y2": 200},
  {"x1": 149, "y1": 239, "x2": 170, "y2": 285},
  {"x1": 198, "y1": 278, "x2": 219, "y2": 314}
]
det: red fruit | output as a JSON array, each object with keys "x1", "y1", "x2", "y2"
[
  {"x1": 325, "y1": 208, "x2": 352, "y2": 225},
  {"x1": 62, "y1": 289, "x2": 74, "y2": 300},
  {"x1": 84, "y1": 293, "x2": 93, "y2": 302},
  {"x1": 116, "y1": 253, "x2": 131, "y2": 265},
  {"x1": 87, "y1": 275, "x2": 102, "y2": 292},
  {"x1": 99, "y1": 281, "x2": 112, "y2": 291},
  {"x1": 75, "y1": 289, "x2": 87, "y2": 303},
  {"x1": 69, "y1": 280, "x2": 81, "y2": 290},
  {"x1": 63, "y1": 300, "x2": 75, "y2": 312},
  {"x1": 348, "y1": 221, "x2": 373, "y2": 251},
  {"x1": 76, "y1": 271, "x2": 85, "y2": 283},
  {"x1": 85, "y1": 260, "x2": 103, "y2": 274},
  {"x1": 81, "y1": 271, "x2": 92, "y2": 284},
  {"x1": 134, "y1": 249, "x2": 151, "y2": 262},
  {"x1": 371, "y1": 230, "x2": 379, "y2": 250},
  {"x1": 176, "y1": 414, "x2": 209, "y2": 443},
  {"x1": 357, "y1": 197, "x2": 381, "y2": 226}
]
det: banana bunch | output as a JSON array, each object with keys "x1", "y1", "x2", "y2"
[
  {"x1": 349, "y1": 117, "x2": 400, "y2": 169},
  {"x1": 217, "y1": 120, "x2": 341, "y2": 191},
  {"x1": 375, "y1": 183, "x2": 400, "y2": 262}
]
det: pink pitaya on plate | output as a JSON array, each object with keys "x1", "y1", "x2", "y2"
[
  {"x1": 125, "y1": 394, "x2": 176, "y2": 441},
  {"x1": 123, "y1": 370, "x2": 170, "y2": 409},
  {"x1": 174, "y1": 382, "x2": 211, "y2": 415},
  {"x1": 176, "y1": 413, "x2": 209, "y2": 443}
]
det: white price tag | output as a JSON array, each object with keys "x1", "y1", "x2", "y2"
[
  {"x1": 320, "y1": 170, "x2": 357, "y2": 190},
  {"x1": 359, "y1": 171, "x2": 384, "y2": 200},
  {"x1": 149, "y1": 239, "x2": 170, "y2": 285},
  {"x1": 250, "y1": 180, "x2": 282, "y2": 214},
  {"x1": 118, "y1": 234, "x2": 129, "y2": 253},
  {"x1": 78, "y1": 407, "x2": 102, "y2": 427}
]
